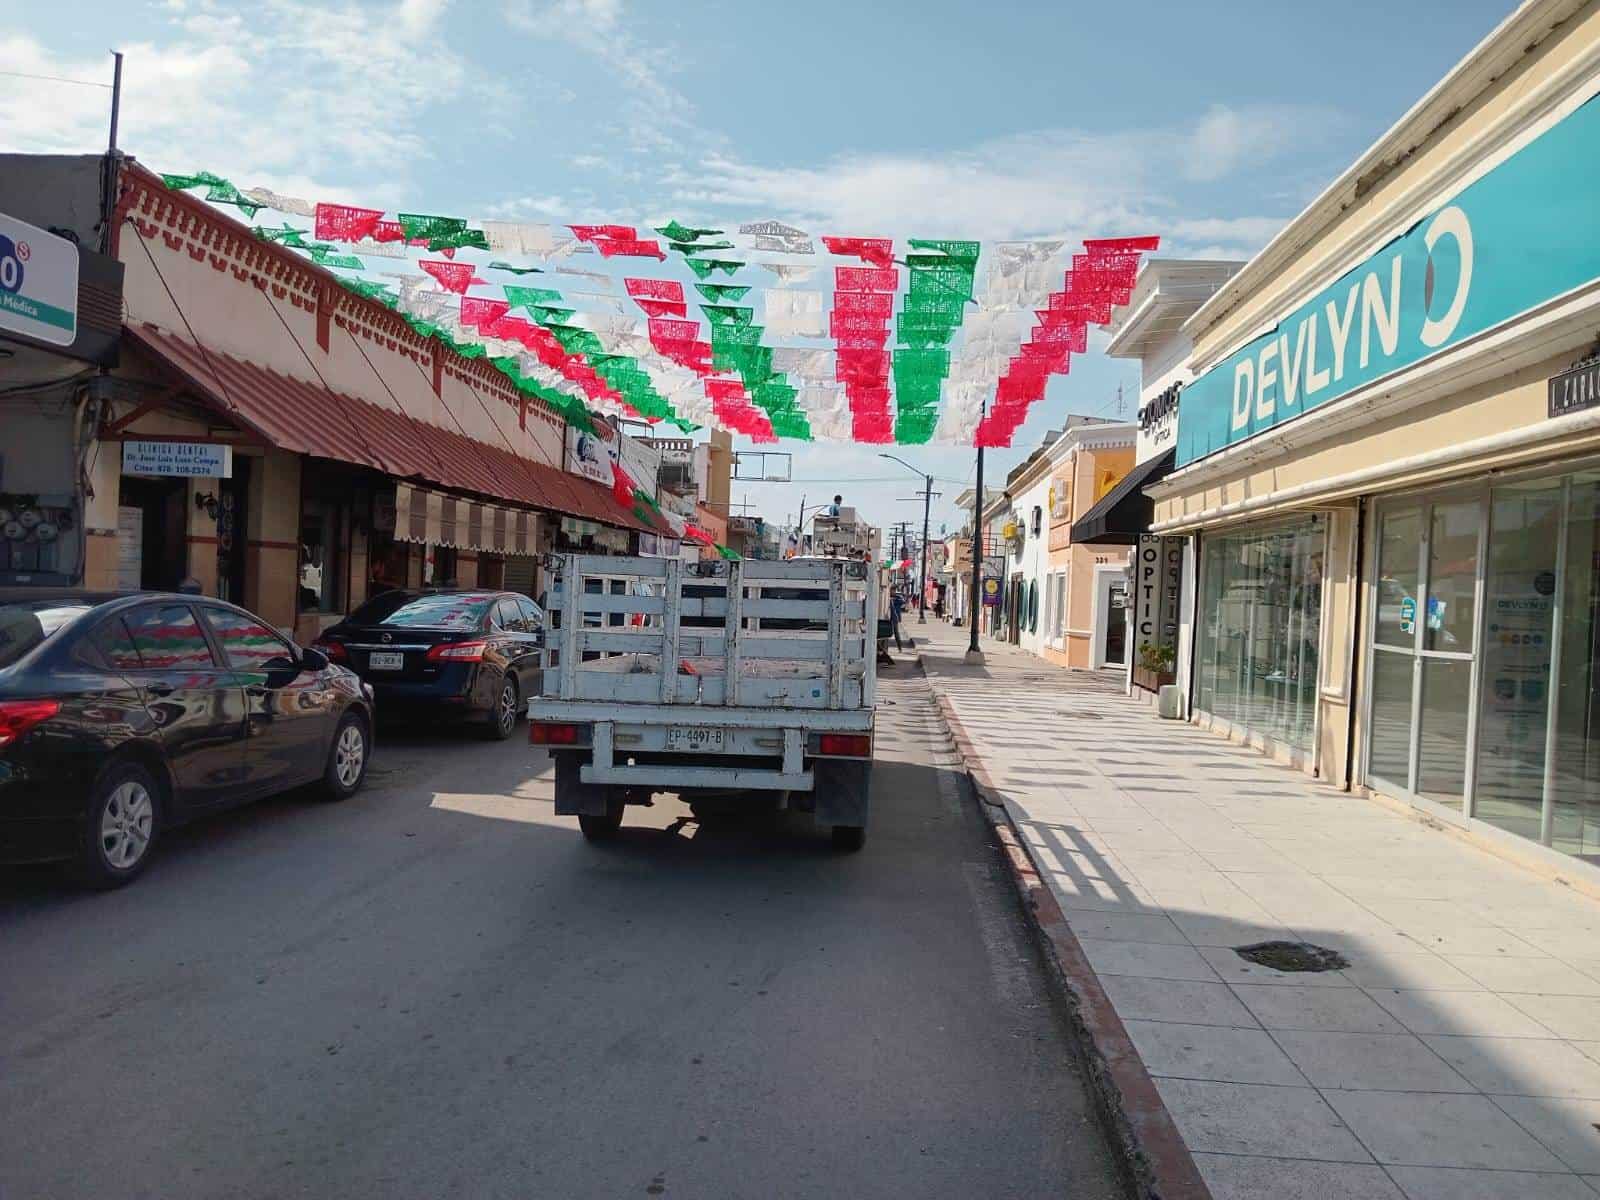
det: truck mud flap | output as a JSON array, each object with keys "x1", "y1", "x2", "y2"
[
  {"x1": 554, "y1": 752, "x2": 609, "y2": 816},
  {"x1": 812, "y1": 759, "x2": 871, "y2": 827}
]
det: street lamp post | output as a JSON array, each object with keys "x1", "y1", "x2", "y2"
[
  {"x1": 966, "y1": 438, "x2": 984, "y2": 664},
  {"x1": 879, "y1": 453, "x2": 934, "y2": 625}
]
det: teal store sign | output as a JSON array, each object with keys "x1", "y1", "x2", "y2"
[{"x1": 1177, "y1": 91, "x2": 1600, "y2": 466}]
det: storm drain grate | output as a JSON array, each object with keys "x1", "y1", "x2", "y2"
[{"x1": 1233, "y1": 941, "x2": 1350, "y2": 973}]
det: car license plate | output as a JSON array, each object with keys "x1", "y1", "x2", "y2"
[
  {"x1": 368, "y1": 651, "x2": 405, "y2": 670},
  {"x1": 666, "y1": 725, "x2": 724, "y2": 752}
]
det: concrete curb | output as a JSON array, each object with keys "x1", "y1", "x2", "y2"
[{"x1": 929, "y1": 684, "x2": 1213, "y2": 1200}]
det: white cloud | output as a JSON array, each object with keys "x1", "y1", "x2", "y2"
[
  {"x1": 1180, "y1": 103, "x2": 1345, "y2": 183},
  {"x1": 0, "y1": 0, "x2": 471, "y2": 199},
  {"x1": 657, "y1": 108, "x2": 1322, "y2": 255},
  {"x1": 502, "y1": 0, "x2": 699, "y2": 153}
]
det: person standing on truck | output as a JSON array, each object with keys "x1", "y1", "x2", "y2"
[
  {"x1": 828, "y1": 494, "x2": 842, "y2": 517},
  {"x1": 890, "y1": 589, "x2": 905, "y2": 651}
]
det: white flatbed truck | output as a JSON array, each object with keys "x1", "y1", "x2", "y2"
[{"x1": 528, "y1": 553, "x2": 878, "y2": 849}]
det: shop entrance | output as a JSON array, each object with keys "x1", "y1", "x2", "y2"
[
  {"x1": 1097, "y1": 570, "x2": 1129, "y2": 668},
  {"x1": 118, "y1": 476, "x2": 188, "y2": 592},
  {"x1": 1366, "y1": 493, "x2": 1482, "y2": 814},
  {"x1": 1366, "y1": 471, "x2": 1600, "y2": 863}
]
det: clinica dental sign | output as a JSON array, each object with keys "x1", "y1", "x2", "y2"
[{"x1": 1177, "y1": 91, "x2": 1600, "y2": 466}]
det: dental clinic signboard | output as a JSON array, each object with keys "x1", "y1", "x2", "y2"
[
  {"x1": 0, "y1": 212, "x2": 77, "y2": 348},
  {"x1": 1177, "y1": 93, "x2": 1600, "y2": 466}
]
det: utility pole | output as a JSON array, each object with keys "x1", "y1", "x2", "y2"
[
  {"x1": 966, "y1": 408, "x2": 986, "y2": 665},
  {"x1": 879, "y1": 453, "x2": 938, "y2": 624}
]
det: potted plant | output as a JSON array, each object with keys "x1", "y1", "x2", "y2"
[{"x1": 1135, "y1": 640, "x2": 1177, "y2": 691}]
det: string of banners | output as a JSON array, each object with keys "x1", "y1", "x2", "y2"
[{"x1": 159, "y1": 171, "x2": 1157, "y2": 448}]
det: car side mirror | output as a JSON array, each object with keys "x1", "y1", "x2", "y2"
[{"x1": 298, "y1": 646, "x2": 329, "y2": 671}]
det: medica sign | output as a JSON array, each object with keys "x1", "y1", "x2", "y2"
[
  {"x1": 1177, "y1": 92, "x2": 1600, "y2": 466},
  {"x1": 0, "y1": 212, "x2": 78, "y2": 349}
]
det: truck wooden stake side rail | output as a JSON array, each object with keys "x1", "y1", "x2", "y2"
[{"x1": 528, "y1": 554, "x2": 878, "y2": 849}]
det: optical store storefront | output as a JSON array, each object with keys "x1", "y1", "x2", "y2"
[{"x1": 1150, "y1": 6, "x2": 1600, "y2": 875}]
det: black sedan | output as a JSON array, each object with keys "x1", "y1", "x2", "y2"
[
  {"x1": 0, "y1": 590, "x2": 374, "y2": 888},
  {"x1": 313, "y1": 589, "x2": 543, "y2": 739}
]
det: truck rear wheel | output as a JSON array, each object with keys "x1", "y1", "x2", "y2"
[
  {"x1": 578, "y1": 796, "x2": 625, "y2": 841},
  {"x1": 830, "y1": 824, "x2": 866, "y2": 852}
]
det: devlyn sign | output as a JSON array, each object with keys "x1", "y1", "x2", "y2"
[{"x1": 1178, "y1": 91, "x2": 1600, "y2": 466}]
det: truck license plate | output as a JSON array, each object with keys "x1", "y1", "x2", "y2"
[
  {"x1": 368, "y1": 652, "x2": 405, "y2": 670},
  {"x1": 666, "y1": 725, "x2": 724, "y2": 752}
]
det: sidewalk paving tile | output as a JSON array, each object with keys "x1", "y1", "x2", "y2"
[
  {"x1": 1505, "y1": 995, "x2": 1600, "y2": 1041},
  {"x1": 1126, "y1": 1019, "x2": 1309, "y2": 1085},
  {"x1": 1368, "y1": 989, "x2": 1558, "y2": 1038},
  {"x1": 1154, "y1": 1078, "x2": 1372, "y2": 1161},
  {"x1": 1489, "y1": 1096, "x2": 1600, "y2": 1172},
  {"x1": 1057, "y1": 910, "x2": 1191, "y2": 945},
  {"x1": 1233, "y1": 985, "x2": 1408, "y2": 1033},
  {"x1": 1272, "y1": 1031, "x2": 1476, "y2": 1092},
  {"x1": 1383, "y1": 1166, "x2": 1599, "y2": 1199},
  {"x1": 1076, "y1": 937, "x2": 1224, "y2": 982},
  {"x1": 1098, "y1": 975, "x2": 1262, "y2": 1028},
  {"x1": 1421, "y1": 1036, "x2": 1600, "y2": 1099},
  {"x1": 1322, "y1": 1090, "x2": 1568, "y2": 1169},
  {"x1": 1192, "y1": 1155, "x2": 1405, "y2": 1200},
  {"x1": 1442, "y1": 956, "x2": 1600, "y2": 997}
]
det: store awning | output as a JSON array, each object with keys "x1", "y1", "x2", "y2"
[
  {"x1": 1069, "y1": 448, "x2": 1176, "y2": 545},
  {"x1": 126, "y1": 323, "x2": 655, "y2": 535},
  {"x1": 394, "y1": 483, "x2": 538, "y2": 555}
]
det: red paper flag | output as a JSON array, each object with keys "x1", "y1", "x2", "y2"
[
  {"x1": 633, "y1": 298, "x2": 688, "y2": 319},
  {"x1": 624, "y1": 278, "x2": 685, "y2": 302},
  {"x1": 315, "y1": 202, "x2": 384, "y2": 243},
  {"x1": 459, "y1": 296, "x2": 510, "y2": 328},
  {"x1": 569, "y1": 224, "x2": 636, "y2": 244},
  {"x1": 419, "y1": 260, "x2": 479, "y2": 294},
  {"x1": 835, "y1": 266, "x2": 898, "y2": 293},
  {"x1": 822, "y1": 236, "x2": 895, "y2": 268}
]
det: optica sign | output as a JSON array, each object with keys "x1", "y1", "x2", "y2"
[
  {"x1": 0, "y1": 211, "x2": 78, "y2": 349},
  {"x1": 1177, "y1": 91, "x2": 1600, "y2": 466}
]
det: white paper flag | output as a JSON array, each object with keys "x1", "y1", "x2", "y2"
[
  {"x1": 762, "y1": 289, "x2": 826, "y2": 338},
  {"x1": 759, "y1": 263, "x2": 818, "y2": 285},
  {"x1": 242, "y1": 187, "x2": 315, "y2": 217}
]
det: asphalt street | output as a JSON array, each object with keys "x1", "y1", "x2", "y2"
[{"x1": 0, "y1": 658, "x2": 1125, "y2": 1200}]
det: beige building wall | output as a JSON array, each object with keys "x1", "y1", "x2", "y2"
[{"x1": 1151, "y1": 0, "x2": 1600, "y2": 785}]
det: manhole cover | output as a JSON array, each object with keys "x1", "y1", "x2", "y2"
[{"x1": 1233, "y1": 941, "x2": 1349, "y2": 973}]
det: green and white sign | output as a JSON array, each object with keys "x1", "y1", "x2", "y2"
[{"x1": 0, "y1": 211, "x2": 78, "y2": 349}]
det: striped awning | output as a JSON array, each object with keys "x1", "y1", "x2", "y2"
[{"x1": 394, "y1": 483, "x2": 537, "y2": 555}]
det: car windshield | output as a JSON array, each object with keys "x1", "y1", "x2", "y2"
[
  {"x1": 347, "y1": 592, "x2": 495, "y2": 631},
  {"x1": 0, "y1": 602, "x2": 94, "y2": 669}
]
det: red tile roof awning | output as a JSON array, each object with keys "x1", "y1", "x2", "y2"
[{"x1": 125, "y1": 323, "x2": 654, "y2": 535}]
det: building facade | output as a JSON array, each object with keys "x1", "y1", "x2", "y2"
[
  {"x1": 1150, "y1": 0, "x2": 1600, "y2": 879},
  {"x1": 1, "y1": 156, "x2": 660, "y2": 640}
]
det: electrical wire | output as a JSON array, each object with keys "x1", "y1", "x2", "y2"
[
  {"x1": 338, "y1": 314, "x2": 452, "y2": 481},
  {"x1": 0, "y1": 69, "x2": 112, "y2": 88}
]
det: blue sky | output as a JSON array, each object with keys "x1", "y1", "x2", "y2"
[{"x1": 5, "y1": 0, "x2": 1517, "y2": 539}]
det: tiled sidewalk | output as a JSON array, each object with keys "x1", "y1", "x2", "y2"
[{"x1": 917, "y1": 624, "x2": 1600, "y2": 1200}]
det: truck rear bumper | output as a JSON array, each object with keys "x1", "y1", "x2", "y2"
[
  {"x1": 581, "y1": 721, "x2": 810, "y2": 791},
  {"x1": 581, "y1": 763, "x2": 813, "y2": 791}
]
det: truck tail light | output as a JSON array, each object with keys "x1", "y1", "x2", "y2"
[
  {"x1": 426, "y1": 640, "x2": 487, "y2": 662},
  {"x1": 0, "y1": 699, "x2": 62, "y2": 747},
  {"x1": 814, "y1": 733, "x2": 872, "y2": 757},
  {"x1": 530, "y1": 721, "x2": 591, "y2": 746}
]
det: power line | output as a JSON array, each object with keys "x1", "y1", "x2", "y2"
[{"x1": 0, "y1": 68, "x2": 112, "y2": 88}]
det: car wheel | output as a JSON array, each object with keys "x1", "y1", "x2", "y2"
[
  {"x1": 74, "y1": 761, "x2": 161, "y2": 889},
  {"x1": 485, "y1": 675, "x2": 518, "y2": 741},
  {"x1": 322, "y1": 712, "x2": 369, "y2": 800},
  {"x1": 830, "y1": 824, "x2": 866, "y2": 853}
]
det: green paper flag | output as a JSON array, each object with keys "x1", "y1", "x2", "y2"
[
  {"x1": 487, "y1": 261, "x2": 544, "y2": 275},
  {"x1": 701, "y1": 304, "x2": 754, "y2": 326},
  {"x1": 695, "y1": 283, "x2": 751, "y2": 303},
  {"x1": 654, "y1": 220, "x2": 724, "y2": 243},
  {"x1": 684, "y1": 258, "x2": 744, "y2": 280},
  {"x1": 504, "y1": 286, "x2": 566, "y2": 310}
]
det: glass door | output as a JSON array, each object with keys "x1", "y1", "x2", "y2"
[{"x1": 1365, "y1": 493, "x2": 1484, "y2": 813}]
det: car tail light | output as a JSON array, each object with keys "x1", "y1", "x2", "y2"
[
  {"x1": 815, "y1": 733, "x2": 872, "y2": 757},
  {"x1": 529, "y1": 721, "x2": 591, "y2": 746},
  {"x1": 0, "y1": 699, "x2": 62, "y2": 747},
  {"x1": 426, "y1": 641, "x2": 487, "y2": 662},
  {"x1": 314, "y1": 639, "x2": 348, "y2": 663}
]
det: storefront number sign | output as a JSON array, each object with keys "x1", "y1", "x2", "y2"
[
  {"x1": 1178, "y1": 92, "x2": 1600, "y2": 466},
  {"x1": 0, "y1": 211, "x2": 77, "y2": 348}
]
